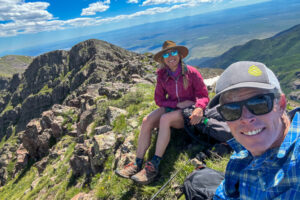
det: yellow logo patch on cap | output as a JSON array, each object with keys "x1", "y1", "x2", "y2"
[{"x1": 248, "y1": 65, "x2": 262, "y2": 76}]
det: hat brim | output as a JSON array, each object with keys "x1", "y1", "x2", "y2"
[
  {"x1": 208, "y1": 82, "x2": 276, "y2": 108},
  {"x1": 154, "y1": 46, "x2": 188, "y2": 63}
]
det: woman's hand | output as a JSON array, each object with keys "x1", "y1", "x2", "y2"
[
  {"x1": 176, "y1": 100, "x2": 195, "y2": 109},
  {"x1": 189, "y1": 107, "x2": 204, "y2": 125}
]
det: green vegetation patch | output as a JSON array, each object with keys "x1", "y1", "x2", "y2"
[
  {"x1": 0, "y1": 136, "x2": 78, "y2": 200},
  {"x1": 38, "y1": 84, "x2": 53, "y2": 95},
  {"x1": 0, "y1": 101, "x2": 13, "y2": 116}
]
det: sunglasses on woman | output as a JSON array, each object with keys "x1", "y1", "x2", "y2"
[
  {"x1": 217, "y1": 93, "x2": 275, "y2": 121},
  {"x1": 163, "y1": 50, "x2": 178, "y2": 58}
]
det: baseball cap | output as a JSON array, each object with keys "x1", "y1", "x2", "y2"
[{"x1": 208, "y1": 61, "x2": 281, "y2": 108}]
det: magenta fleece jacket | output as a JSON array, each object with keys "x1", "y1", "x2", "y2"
[{"x1": 154, "y1": 64, "x2": 209, "y2": 109}]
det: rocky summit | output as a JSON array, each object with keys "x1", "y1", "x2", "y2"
[
  {"x1": 0, "y1": 39, "x2": 160, "y2": 197},
  {"x1": 0, "y1": 39, "x2": 224, "y2": 199},
  {"x1": 0, "y1": 39, "x2": 156, "y2": 139}
]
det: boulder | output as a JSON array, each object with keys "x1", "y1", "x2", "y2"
[
  {"x1": 106, "y1": 106, "x2": 127, "y2": 125},
  {"x1": 94, "y1": 125, "x2": 112, "y2": 135},
  {"x1": 89, "y1": 131, "x2": 116, "y2": 174},
  {"x1": 70, "y1": 144, "x2": 92, "y2": 176},
  {"x1": 98, "y1": 82, "x2": 131, "y2": 99},
  {"x1": 289, "y1": 90, "x2": 300, "y2": 102},
  {"x1": 15, "y1": 144, "x2": 29, "y2": 173},
  {"x1": 77, "y1": 109, "x2": 95, "y2": 136},
  {"x1": 22, "y1": 119, "x2": 42, "y2": 158}
]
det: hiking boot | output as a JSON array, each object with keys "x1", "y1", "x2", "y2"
[
  {"x1": 131, "y1": 161, "x2": 158, "y2": 184},
  {"x1": 115, "y1": 162, "x2": 139, "y2": 179}
]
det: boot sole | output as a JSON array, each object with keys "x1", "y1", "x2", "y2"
[
  {"x1": 131, "y1": 173, "x2": 158, "y2": 185},
  {"x1": 115, "y1": 170, "x2": 132, "y2": 179}
]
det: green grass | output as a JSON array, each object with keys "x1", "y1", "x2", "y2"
[
  {"x1": 38, "y1": 84, "x2": 53, "y2": 95},
  {"x1": 0, "y1": 55, "x2": 32, "y2": 77},
  {"x1": 0, "y1": 136, "x2": 78, "y2": 200},
  {"x1": 0, "y1": 73, "x2": 11, "y2": 78},
  {"x1": 205, "y1": 154, "x2": 230, "y2": 172},
  {"x1": 112, "y1": 114, "x2": 127, "y2": 134},
  {"x1": 0, "y1": 126, "x2": 17, "y2": 150},
  {"x1": 0, "y1": 83, "x2": 232, "y2": 199},
  {"x1": 0, "y1": 101, "x2": 13, "y2": 116},
  {"x1": 60, "y1": 109, "x2": 78, "y2": 127}
]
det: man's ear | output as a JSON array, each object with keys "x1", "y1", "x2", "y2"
[{"x1": 279, "y1": 94, "x2": 286, "y2": 110}]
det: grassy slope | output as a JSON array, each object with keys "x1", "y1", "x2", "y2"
[
  {"x1": 0, "y1": 55, "x2": 33, "y2": 77},
  {"x1": 199, "y1": 24, "x2": 300, "y2": 97},
  {"x1": 0, "y1": 83, "x2": 230, "y2": 200}
]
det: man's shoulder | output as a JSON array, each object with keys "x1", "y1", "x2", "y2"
[{"x1": 289, "y1": 111, "x2": 300, "y2": 162}]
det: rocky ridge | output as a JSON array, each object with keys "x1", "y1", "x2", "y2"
[
  {"x1": 0, "y1": 39, "x2": 221, "y2": 199},
  {"x1": 0, "y1": 39, "x2": 164, "y2": 199}
]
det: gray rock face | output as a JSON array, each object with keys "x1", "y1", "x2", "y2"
[
  {"x1": 8, "y1": 73, "x2": 22, "y2": 93},
  {"x1": 70, "y1": 144, "x2": 91, "y2": 176},
  {"x1": 289, "y1": 90, "x2": 300, "y2": 101},
  {"x1": 70, "y1": 131, "x2": 118, "y2": 177},
  {"x1": 0, "y1": 77, "x2": 9, "y2": 90},
  {"x1": 0, "y1": 39, "x2": 155, "y2": 139},
  {"x1": 0, "y1": 39, "x2": 158, "y2": 191},
  {"x1": 22, "y1": 105, "x2": 79, "y2": 160},
  {"x1": 77, "y1": 109, "x2": 95, "y2": 136},
  {"x1": 94, "y1": 125, "x2": 112, "y2": 135}
]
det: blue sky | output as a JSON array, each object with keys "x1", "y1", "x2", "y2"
[{"x1": 0, "y1": 0, "x2": 270, "y2": 56}]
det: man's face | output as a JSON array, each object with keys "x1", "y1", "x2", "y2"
[{"x1": 221, "y1": 88, "x2": 284, "y2": 156}]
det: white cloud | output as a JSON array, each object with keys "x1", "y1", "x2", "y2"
[
  {"x1": 142, "y1": 0, "x2": 215, "y2": 6},
  {"x1": 81, "y1": 0, "x2": 111, "y2": 16},
  {"x1": 0, "y1": 0, "x2": 219, "y2": 37},
  {"x1": 0, "y1": 0, "x2": 52, "y2": 22},
  {"x1": 127, "y1": 0, "x2": 139, "y2": 3}
]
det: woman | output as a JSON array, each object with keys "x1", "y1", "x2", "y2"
[{"x1": 115, "y1": 40, "x2": 209, "y2": 184}]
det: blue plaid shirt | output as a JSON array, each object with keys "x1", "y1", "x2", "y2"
[{"x1": 214, "y1": 112, "x2": 300, "y2": 200}]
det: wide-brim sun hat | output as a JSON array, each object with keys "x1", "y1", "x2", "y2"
[{"x1": 154, "y1": 40, "x2": 189, "y2": 63}]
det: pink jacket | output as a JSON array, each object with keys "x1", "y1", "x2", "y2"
[{"x1": 154, "y1": 64, "x2": 209, "y2": 109}]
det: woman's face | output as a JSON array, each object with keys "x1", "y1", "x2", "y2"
[{"x1": 163, "y1": 49, "x2": 180, "y2": 70}]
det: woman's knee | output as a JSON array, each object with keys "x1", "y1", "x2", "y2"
[
  {"x1": 159, "y1": 113, "x2": 172, "y2": 125},
  {"x1": 142, "y1": 108, "x2": 164, "y2": 126},
  {"x1": 159, "y1": 111, "x2": 183, "y2": 128}
]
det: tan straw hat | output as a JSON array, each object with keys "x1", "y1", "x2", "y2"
[{"x1": 154, "y1": 40, "x2": 189, "y2": 63}]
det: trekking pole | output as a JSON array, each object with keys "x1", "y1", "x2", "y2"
[{"x1": 150, "y1": 158, "x2": 192, "y2": 200}]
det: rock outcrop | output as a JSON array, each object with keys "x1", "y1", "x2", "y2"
[
  {"x1": 0, "y1": 39, "x2": 158, "y2": 189},
  {"x1": 0, "y1": 39, "x2": 225, "y2": 199},
  {"x1": 0, "y1": 39, "x2": 155, "y2": 140}
]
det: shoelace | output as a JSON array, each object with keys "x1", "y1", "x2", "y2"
[
  {"x1": 124, "y1": 162, "x2": 135, "y2": 169},
  {"x1": 145, "y1": 162, "x2": 155, "y2": 172}
]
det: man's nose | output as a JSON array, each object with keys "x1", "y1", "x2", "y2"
[{"x1": 240, "y1": 106, "x2": 256, "y2": 124}]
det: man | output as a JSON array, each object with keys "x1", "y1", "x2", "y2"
[{"x1": 207, "y1": 61, "x2": 300, "y2": 199}]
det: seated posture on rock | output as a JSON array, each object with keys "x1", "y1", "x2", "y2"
[
  {"x1": 115, "y1": 40, "x2": 209, "y2": 184},
  {"x1": 208, "y1": 61, "x2": 300, "y2": 199}
]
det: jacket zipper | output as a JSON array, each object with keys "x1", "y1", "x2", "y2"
[{"x1": 175, "y1": 78, "x2": 180, "y2": 102}]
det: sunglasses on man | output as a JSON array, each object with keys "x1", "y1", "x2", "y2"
[
  {"x1": 163, "y1": 50, "x2": 178, "y2": 59},
  {"x1": 217, "y1": 93, "x2": 275, "y2": 121}
]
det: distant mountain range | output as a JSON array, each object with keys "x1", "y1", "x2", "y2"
[
  {"x1": 199, "y1": 24, "x2": 300, "y2": 102},
  {"x1": 2, "y1": 0, "x2": 300, "y2": 67},
  {"x1": 0, "y1": 55, "x2": 32, "y2": 77}
]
